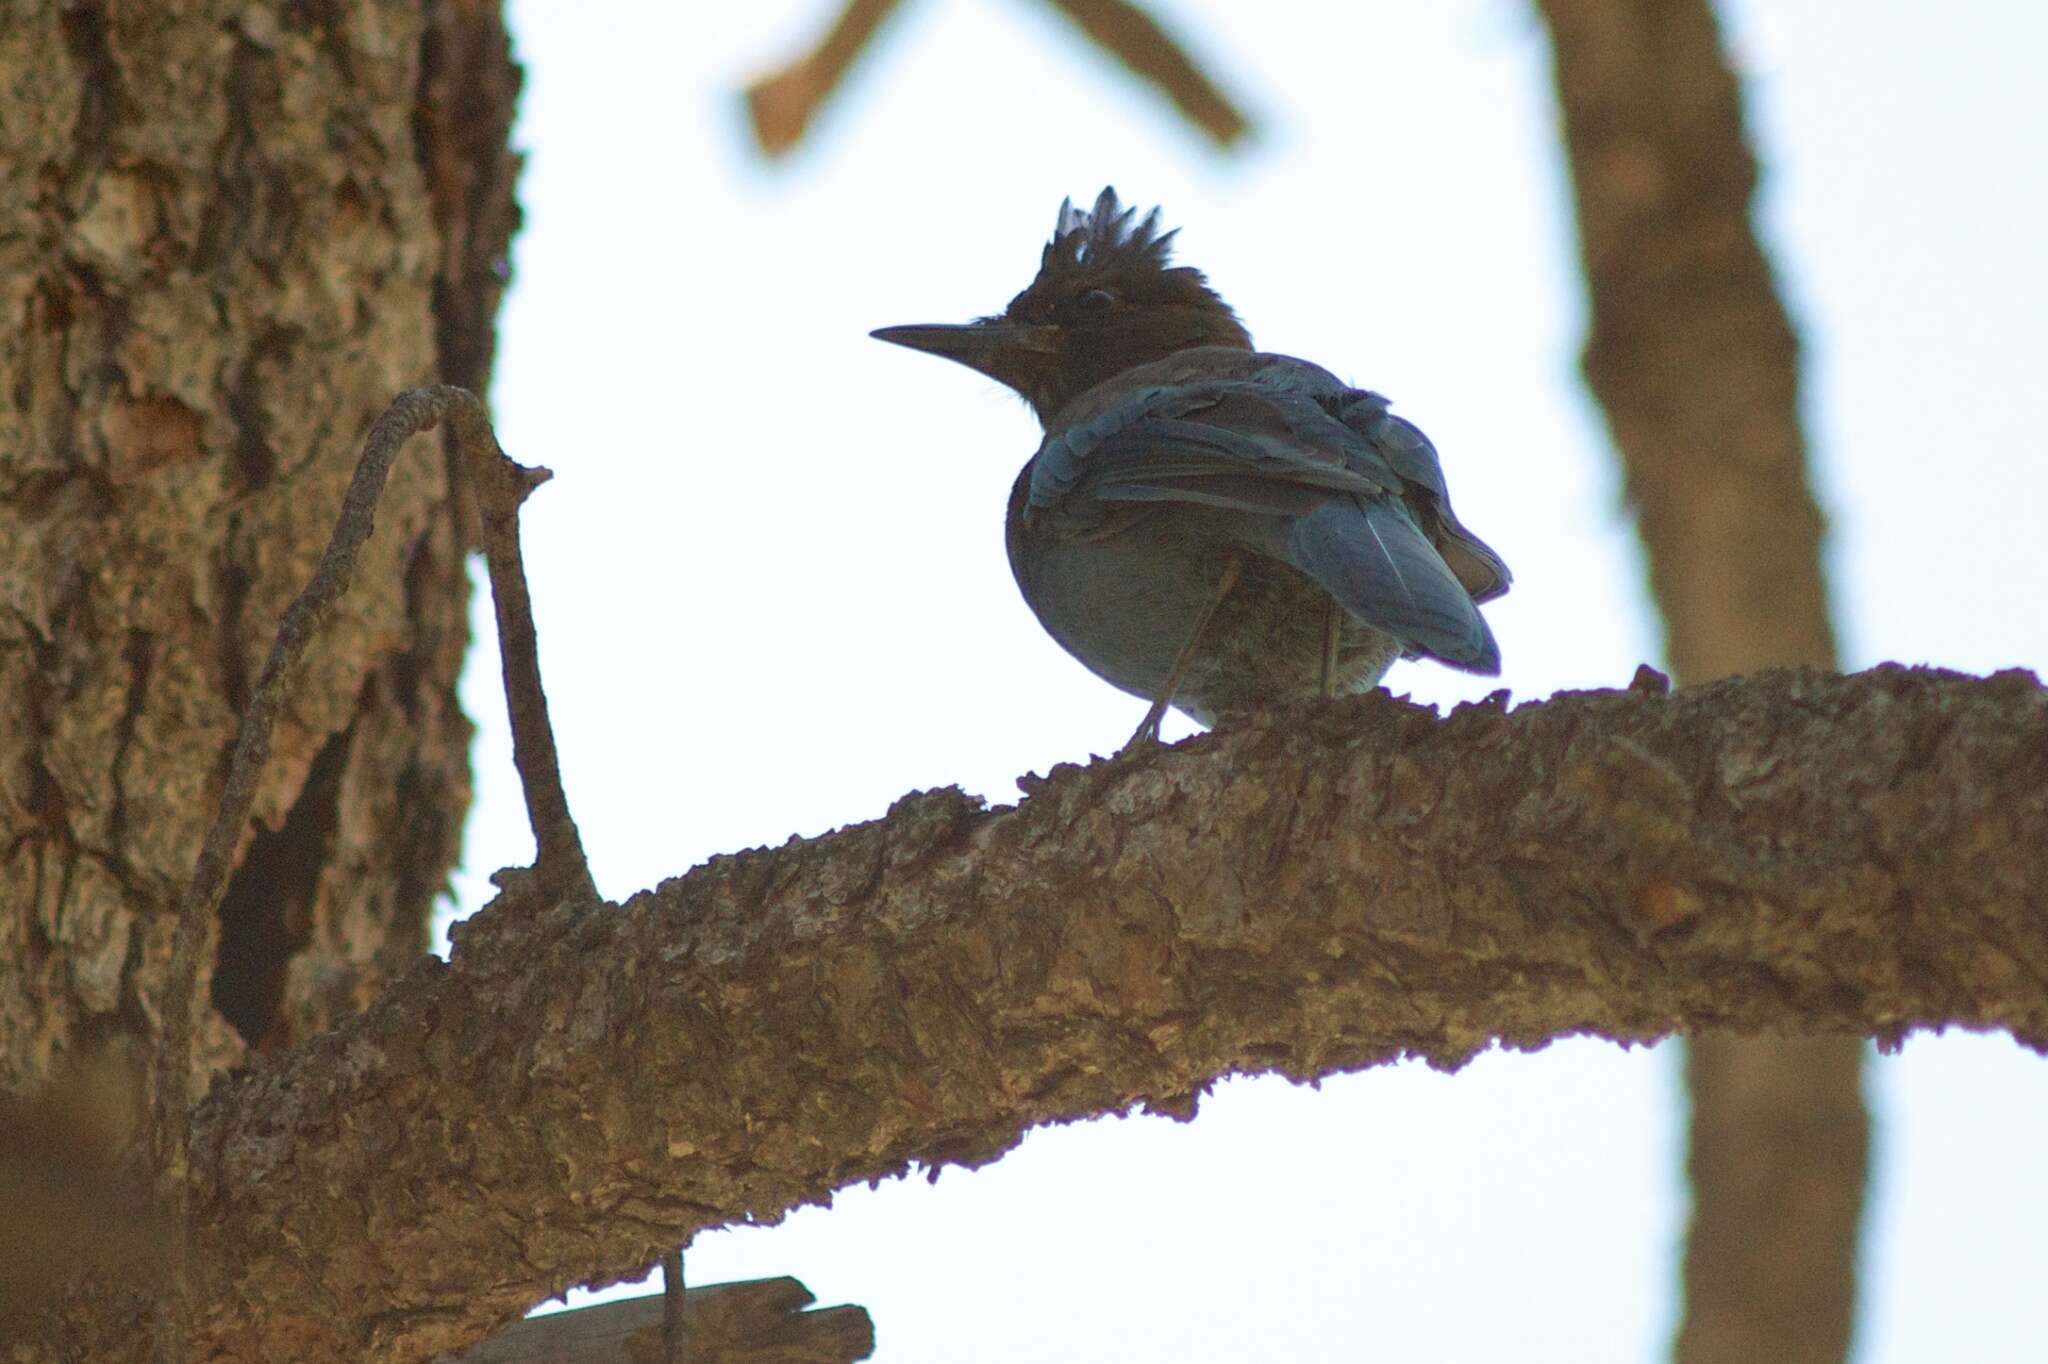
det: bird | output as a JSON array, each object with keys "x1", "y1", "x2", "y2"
[{"x1": 872, "y1": 188, "x2": 1510, "y2": 748}]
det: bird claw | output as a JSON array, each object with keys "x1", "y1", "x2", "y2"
[{"x1": 1120, "y1": 718, "x2": 1165, "y2": 754}]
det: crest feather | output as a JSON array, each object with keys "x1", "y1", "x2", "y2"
[{"x1": 1043, "y1": 186, "x2": 1180, "y2": 272}]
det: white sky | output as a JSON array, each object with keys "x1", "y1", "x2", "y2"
[{"x1": 448, "y1": 3, "x2": 2048, "y2": 1360}]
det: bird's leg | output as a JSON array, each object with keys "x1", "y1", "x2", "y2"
[
  {"x1": 1126, "y1": 554, "x2": 1243, "y2": 750},
  {"x1": 1319, "y1": 599, "x2": 1343, "y2": 699}
]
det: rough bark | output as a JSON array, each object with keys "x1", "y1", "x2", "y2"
[
  {"x1": 25, "y1": 665, "x2": 2048, "y2": 1364},
  {"x1": 0, "y1": 0, "x2": 513, "y2": 1103},
  {"x1": 1534, "y1": 3, "x2": 1866, "y2": 1360}
]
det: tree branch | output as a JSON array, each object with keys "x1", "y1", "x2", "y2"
[
  {"x1": 1040, "y1": 0, "x2": 1251, "y2": 147},
  {"x1": 741, "y1": 0, "x2": 1250, "y2": 158},
  {"x1": 744, "y1": 0, "x2": 906, "y2": 157},
  {"x1": 153, "y1": 665, "x2": 2046, "y2": 1364}
]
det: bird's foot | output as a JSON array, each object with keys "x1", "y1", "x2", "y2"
[{"x1": 1119, "y1": 703, "x2": 1169, "y2": 755}]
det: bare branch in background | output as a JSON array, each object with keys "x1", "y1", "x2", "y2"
[
  {"x1": 746, "y1": 0, "x2": 906, "y2": 156},
  {"x1": 1538, "y1": 0, "x2": 1833, "y2": 681},
  {"x1": 1040, "y1": 0, "x2": 1250, "y2": 146},
  {"x1": 743, "y1": 0, "x2": 1249, "y2": 157},
  {"x1": 1535, "y1": 2, "x2": 1864, "y2": 1360}
]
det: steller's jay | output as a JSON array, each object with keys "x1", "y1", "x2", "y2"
[{"x1": 874, "y1": 188, "x2": 1510, "y2": 748}]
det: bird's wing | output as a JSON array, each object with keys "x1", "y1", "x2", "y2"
[
  {"x1": 1028, "y1": 377, "x2": 1401, "y2": 520},
  {"x1": 1027, "y1": 363, "x2": 1505, "y2": 672},
  {"x1": 1286, "y1": 496, "x2": 1500, "y2": 673},
  {"x1": 1333, "y1": 391, "x2": 1512, "y2": 604}
]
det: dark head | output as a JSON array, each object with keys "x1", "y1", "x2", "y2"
[{"x1": 872, "y1": 188, "x2": 1253, "y2": 423}]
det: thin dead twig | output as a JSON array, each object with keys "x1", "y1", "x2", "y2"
[{"x1": 154, "y1": 385, "x2": 593, "y2": 1364}]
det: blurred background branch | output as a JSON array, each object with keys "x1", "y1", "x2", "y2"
[
  {"x1": 744, "y1": 0, "x2": 1249, "y2": 156},
  {"x1": 746, "y1": 0, "x2": 907, "y2": 156},
  {"x1": 1534, "y1": 3, "x2": 1864, "y2": 1360}
]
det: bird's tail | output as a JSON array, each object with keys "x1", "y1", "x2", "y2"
[{"x1": 1285, "y1": 498, "x2": 1501, "y2": 674}]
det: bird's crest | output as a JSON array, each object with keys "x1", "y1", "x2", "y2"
[
  {"x1": 929, "y1": 186, "x2": 1252, "y2": 416},
  {"x1": 1042, "y1": 187, "x2": 1180, "y2": 275}
]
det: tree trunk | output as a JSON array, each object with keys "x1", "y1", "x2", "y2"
[
  {"x1": 1534, "y1": 2, "x2": 1866, "y2": 1361},
  {"x1": 0, "y1": 0, "x2": 515, "y2": 1278}
]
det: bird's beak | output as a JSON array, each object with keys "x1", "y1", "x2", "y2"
[{"x1": 870, "y1": 320, "x2": 1062, "y2": 383}]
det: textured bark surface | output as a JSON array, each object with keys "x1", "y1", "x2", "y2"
[
  {"x1": 0, "y1": 0, "x2": 514, "y2": 1109},
  {"x1": 1535, "y1": 3, "x2": 1867, "y2": 1360},
  {"x1": 28, "y1": 665, "x2": 2048, "y2": 1364}
]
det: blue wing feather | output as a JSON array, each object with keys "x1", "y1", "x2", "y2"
[
  {"x1": 1287, "y1": 499, "x2": 1501, "y2": 672},
  {"x1": 1026, "y1": 353, "x2": 1507, "y2": 671}
]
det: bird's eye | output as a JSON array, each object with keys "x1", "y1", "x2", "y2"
[{"x1": 1076, "y1": 288, "x2": 1115, "y2": 311}]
